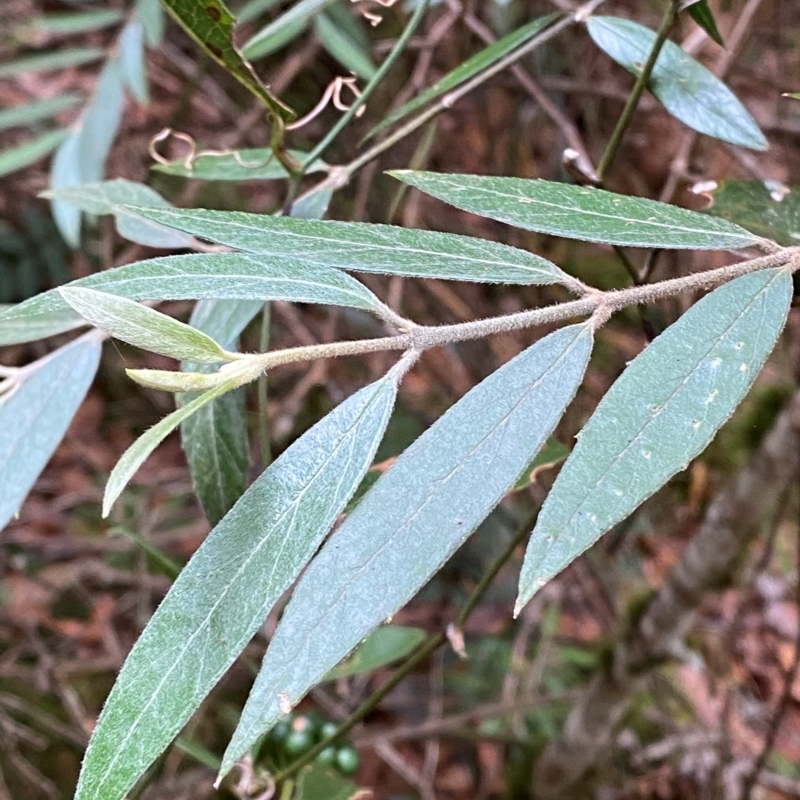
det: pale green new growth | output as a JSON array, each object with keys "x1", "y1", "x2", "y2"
[{"x1": 59, "y1": 287, "x2": 234, "y2": 364}]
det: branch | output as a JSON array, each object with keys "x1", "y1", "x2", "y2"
[{"x1": 218, "y1": 247, "x2": 796, "y2": 380}]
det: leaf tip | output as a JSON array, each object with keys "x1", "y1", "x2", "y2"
[{"x1": 102, "y1": 483, "x2": 121, "y2": 519}]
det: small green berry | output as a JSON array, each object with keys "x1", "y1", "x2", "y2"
[
  {"x1": 318, "y1": 721, "x2": 339, "y2": 741},
  {"x1": 284, "y1": 729, "x2": 314, "y2": 756},
  {"x1": 316, "y1": 746, "x2": 338, "y2": 765},
  {"x1": 335, "y1": 746, "x2": 360, "y2": 776},
  {"x1": 270, "y1": 717, "x2": 292, "y2": 742}
]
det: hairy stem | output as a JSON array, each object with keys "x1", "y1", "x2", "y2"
[{"x1": 235, "y1": 248, "x2": 795, "y2": 377}]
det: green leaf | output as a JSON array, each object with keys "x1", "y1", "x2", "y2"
[
  {"x1": 180, "y1": 299, "x2": 263, "y2": 524},
  {"x1": 119, "y1": 21, "x2": 149, "y2": 103},
  {"x1": 0, "y1": 95, "x2": 82, "y2": 131},
  {"x1": 0, "y1": 47, "x2": 103, "y2": 79},
  {"x1": 0, "y1": 253, "x2": 385, "y2": 346},
  {"x1": 587, "y1": 16, "x2": 766, "y2": 150},
  {"x1": 325, "y1": 625, "x2": 426, "y2": 681},
  {"x1": 72, "y1": 59, "x2": 127, "y2": 182},
  {"x1": 0, "y1": 129, "x2": 67, "y2": 179},
  {"x1": 103, "y1": 380, "x2": 240, "y2": 516},
  {"x1": 222, "y1": 323, "x2": 594, "y2": 772},
  {"x1": 181, "y1": 298, "x2": 264, "y2": 347},
  {"x1": 50, "y1": 133, "x2": 83, "y2": 247},
  {"x1": 697, "y1": 179, "x2": 800, "y2": 247},
  {"x1": 50, "y1": 58, "x2": 126, "y2": 246},
  {"x1": 25, "y1": 9, "x2": 124, "y2": 35},
  {"x1": 151, "y1": 148, "x2": 327, "y2": 181},
  {"x1": 517, "y1": 268, "x2": 792, "y2": 612},
  {"x1": 123, "y1": 207, "x2": 572, "y2": 285},
  {"x1": 390, "y1": 172, "x2": 762, "y2": 249},
  {"x1": 242, "y1": 0, "x2": 336, "y2": 60},
  {"x1": 291, "y1": 187, "x2": 333, "y2": 220},
  {"x1": 43, "y1": 180, "x2": 194, "y2": 249},
  {"x1": 0, "y1": 335, "x2": 101, "y2": 531},
  {"x1": 237, "y1": 0, "x2": 283, "y2": 25},
  {"x1": 58, "y1": 287, "x2": 231, "y2": 363},
  {"x1": 314, "y1": 12, "x2": 376, "y2": 80},
  {"x1": 683, "y1": 0, "x2": 724, "y2": 47},
  {"x1": 76, "y1": 375, "x2": 398, "y2": 800},
  {"x1": 137, "y1": 0, "x2": 165, "y2": 45},
  {"x1": 368, "y1": 14, "x2": 557, "y2": 139},
  {"x1": 159, "y1": 0, "x2": 294, "y2": 122}
]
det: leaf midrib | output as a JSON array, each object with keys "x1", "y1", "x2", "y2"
[{"x1": 88, "y1": 379, "x2": 389, "y2": 796}]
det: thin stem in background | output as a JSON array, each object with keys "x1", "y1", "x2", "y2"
[
  {"x1": 291, "y1": 0, "x2": 608, "y2": 208},
  {"x1": 595, "y1": 0, "x2": 682, "y2": 180},
  {"x1": 386, "y1": 118, "x2": 439, "y2": 223},
  {"x1": 740, "y1": 483, "x2": 800, "y2": 800},
  {"x1": 300, "y1": 0, "x2": 432, "y2": 172}
]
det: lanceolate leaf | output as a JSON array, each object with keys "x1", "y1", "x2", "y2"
[
  {"x1": 119, "y1": 20, "x2": 149, "y2": 103},
  {"x1": 151, "y1": 148, "x2": 327, "y2": 181},
  {"x1": 325, "y1": 625, "x2": 427, "y2": 681},
  {"x1": 367, "y1": 14, "x2": 557, "y2": 139},
  {"x1": 0, "y1": 334, "x2": 101, "y2": 531},
  {"x1": 290, "y1": 187, "x2": 333, "y2": 220},
  {"x1": 684, "y1": 0, "x2": 724, "y2": 47},
  {"x1": 314, "y1": 12, "x2": 376, "y2": 81},
  {"x1": 159, "y1": 0, "x2": 294, "y2": 122},
  {"x1": 103, "y1": 379, "x2": 243, "y2": 516},
  {"x1": 517, "y1": 268, "x2": 792, "y2": 612},
  {"x1": 76, "y1": 375, "x2": 398, "y2": 800},
  {"x1": 390, "y1": 172, "x2": 762, "y2": 250},
  {"x1": 0, "y1": 129, "x2": 67, "y2": 178},
  {"x1": 43, "y1": 180, "x2": 194, "y2": 249},
  {"x1": 587, "y1": 16, "x2": 766, "y2": 150},
  {"x1": 0, "y1": 253, "x2": 385, "y2": 346},
  {"x1": 242, "y1": 0, "x2": 336, "y2": 60},
  {"x1": 0, "y1": 94, "x2": 82, "y2": 131},
  {"x1": 0, "y1": 47, "x2": 103, "y2": 79},
  {"x1": 180, "y1": 299, "x2": 263, "y2": 525},
  {"x1": 50, "y1": 57, "x2": 126, "y2": 246},
  {"x1": 123, "y1": 207, "x2": 572, "y2": 285},
  {"x1": 221, "y1": 323, "x2": 594, "y2": 773},
  {"x1": 26, "y1": 9, "x2": 124, "y2": 35},
  {"x1": 59, "y1": 287, "x2": 231, "y2": 363}
]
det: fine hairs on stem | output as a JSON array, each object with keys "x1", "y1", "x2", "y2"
[{"x1": 218, "y1": 247, "x2": 797, "y2": 381}]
